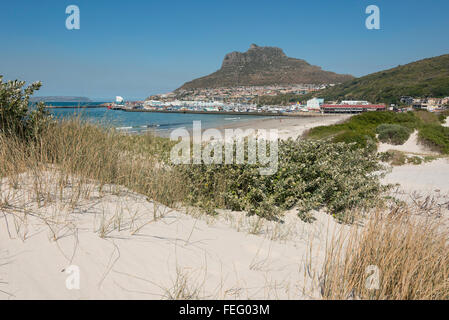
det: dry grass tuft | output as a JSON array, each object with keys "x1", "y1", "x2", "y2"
[{"x1": 320, "y1": 208, "x2": 449, "y2": 300}]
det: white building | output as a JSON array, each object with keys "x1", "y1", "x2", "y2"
[{"x1": 307, "y1": 98, "x2": 324, "y2": 110}]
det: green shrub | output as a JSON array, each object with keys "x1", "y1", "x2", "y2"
[
  {"x1": 378, "y1": 150, "x2": 406, "y2": 166},
  {"x1": 406, "y1": 156, "x2": 423, "y2": 165},
  {"x1": 438, "y1": 110, "x2": 449, "y2": 123},
  {"x1": 418, "y1": 124, "x2": 449, "y2": 154},
  {"x1": 378, "y1": 151, "x2": 394, "y2": 163},
  {"x1": 308, "y1": 111, "x2": 449, "y2": 155},
  {"x1": 376, "y1": 124, "x2": 412, "y2": 145},
  {"x1": 178, "y1": 139, "x2": 388, "y2": 223},
  {"x1": 307, "y1": 111, "x2": 420, "y2": 150},
  {"x1": 332, "y1": 130, "x2": 376, "y2": 151},
  {"x1": 0, "y1": 76, "x2": 49, "y2": 140}
]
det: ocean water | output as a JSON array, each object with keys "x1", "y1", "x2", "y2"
[{"x1": 47, "y1": 106, "x2": 270, "y2": 135}]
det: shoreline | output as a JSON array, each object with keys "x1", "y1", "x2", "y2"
[
  {"x1": 185, "y1": 114, "x2": 352, "y2": 141},
  {"x1": 121, "y1": 108, "x2": 329, "y2": 117},
  {"x1": 44, "y1": 106, "x2": 106, "y2": 109},
  {"x1": 154, "y1": 114, "x2": 352, "y2": 140}
]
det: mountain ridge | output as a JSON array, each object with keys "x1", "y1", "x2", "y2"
[{"x1": 177, "y1": 44, "x2": 354, "y2": 90}]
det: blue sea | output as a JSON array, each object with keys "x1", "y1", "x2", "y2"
[{"x1": 45, "y1": 102, "x2": 270, "y2": 135}]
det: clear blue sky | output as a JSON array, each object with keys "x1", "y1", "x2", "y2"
[{"x1": 1, "y1": 0, "x2": 448, "y2": 100}]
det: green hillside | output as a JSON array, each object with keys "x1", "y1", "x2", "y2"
[{"x1": 259, "y1": 54, "x2": 449, "y2": 105}]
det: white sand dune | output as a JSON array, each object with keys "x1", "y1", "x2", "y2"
[
  {"x1": 383, "y1": 158, "x2": 449, "y2": 205},
  {"x1": 380, "y1": 118, "x2": 449, "y2": 203},
  {"x1": 377, "y1": 131, "x2": 438, "y2": 155},
  {"x1": 0, "y1": 172, "x2": 343, "y2": 300}
]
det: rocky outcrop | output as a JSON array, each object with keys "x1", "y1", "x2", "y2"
[{"x1": 177, "y1": 44, "x2": 353, "y2": 90}]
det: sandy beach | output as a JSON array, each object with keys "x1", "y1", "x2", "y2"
[{"x1": 216, "y1": 114, "x2": 352, "y2": 141}]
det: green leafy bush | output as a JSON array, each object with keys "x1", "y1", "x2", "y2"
[
  {"x1": 0, "y1": 76, "x2": 50, "y2": 140},
  {"x1": 332, "y1": 131, "x2": 376, "y2": 151},
  {"x1": 178, "y1": 139, "x2": 388, "y2": 223},
  {"x1": 376, "y1": 124, "x2": 412, "y2": 145}
]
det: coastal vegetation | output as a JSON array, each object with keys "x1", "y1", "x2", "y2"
[
  {"x1": 306, "y1": 110, "x2": 449, "y2": 154},
  {"x1": 0, "y1": 76, "x2": 49, "y2": 140},
  {"x1": 180, "y1": 139, "x2": 387, "y2": 223},
  {"x1": 418, "y1": 124, "x2": 449, "y2": 154},
  {"x1": 321, "y1": 208, "x2": 449, "y2": 299},
  {"x1": 376, "y1": 124, "x2": 412, "y2": 145},
  {"x1": 438, "y1": 109, "x2": 449, "y2": 123}
]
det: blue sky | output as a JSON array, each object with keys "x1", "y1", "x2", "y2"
[{"x1": 1, "y1": 0, "x2": 448, "y2": 100}]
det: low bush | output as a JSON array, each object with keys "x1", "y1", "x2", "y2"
[
  {"x1": 179, "y1": 139, "x2": 388, "y2": 223},
  {"x1": 376, "y1": 124, "x2": 412, "y2": 145},
  {"x1": 418, "y1": 124, "x2": 449, "y2": 154},
  {"x1": 378, "y1": 150, "x2": 426, "y2": 166},
  {"x1": 438, "y1": 109, "x2": 449, "y2": 123},
  {"x1": 406, "y1": 155, "x2": 423, "y2": 165},
  {"x1": 332, "y1": 131, "x2": 376, "y2": 151},
  {"x1": 0, "y1": 76, "x2": 49, "y2": 140}
]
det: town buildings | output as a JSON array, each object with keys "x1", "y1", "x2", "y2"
[{"x1": 408, "y1": 97, "x2": 449, "y2": 111}]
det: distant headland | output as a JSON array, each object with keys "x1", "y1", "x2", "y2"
[{"x1": 30, "y1": 96, "x2": 92, "y2": 103}]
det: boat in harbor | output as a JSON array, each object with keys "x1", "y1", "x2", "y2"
[{"x1": 107, "y1": 96, "x2": 126, "y2": 110}]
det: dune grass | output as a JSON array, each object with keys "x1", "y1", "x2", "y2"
[
  {"x1": 0, "y1": 117, "x2": 186, "y2": 211},
  {"x1": 320, "y1": 208, "x2": 449, "y2": 300}
]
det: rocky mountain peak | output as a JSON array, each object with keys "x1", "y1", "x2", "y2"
[{"x1": 177, "y1": 44, "x2": 354, "y2": 90}]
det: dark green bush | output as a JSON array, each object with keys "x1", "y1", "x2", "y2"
[
  {"x1": 376, "y1": 124, "x2": 412, "y2": 145},
  {"x1": 0, "y1": 76, "x2": 49, "y2": 140}
]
